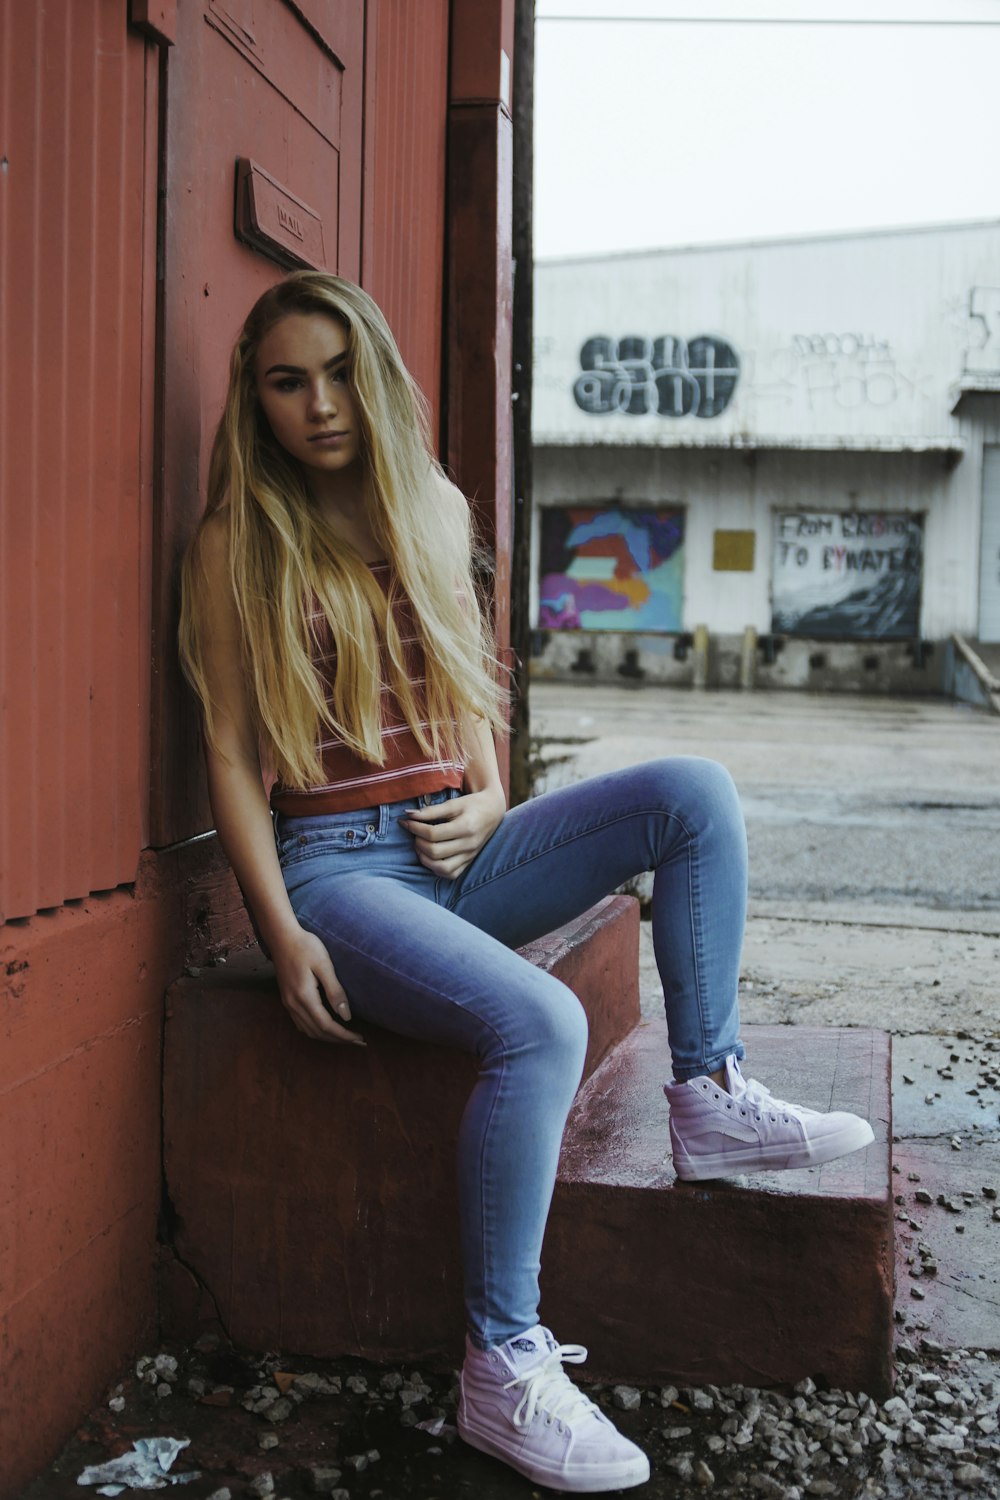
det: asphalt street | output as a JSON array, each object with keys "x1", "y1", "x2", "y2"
[{"x1": 531, "y1": 682, "x2": 1000, "y2": 1365}]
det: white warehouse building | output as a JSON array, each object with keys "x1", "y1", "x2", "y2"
[{"x1": 530, "y1": 220, "x2": 1000, "y2": 692}]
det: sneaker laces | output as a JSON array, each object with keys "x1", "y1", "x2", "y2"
[
  {"x1": 504, "y1": 1344, "x2": 600, "y2": 1432},
  {"x1": 742, "y1": 1076, "x2": 803, "y2": 1122}
]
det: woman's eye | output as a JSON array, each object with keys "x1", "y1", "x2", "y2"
[{"x1": 275, "y1": 378, "x2": 301, "y2": 393}]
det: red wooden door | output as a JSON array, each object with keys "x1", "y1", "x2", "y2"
[
  {"x1": 151, "y1": 0, "x2": 365, "y2": 846},
  {"x1": 0, "y1": 1, "x2": 157, "y2": 919}
]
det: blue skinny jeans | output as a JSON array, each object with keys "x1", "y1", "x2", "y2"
[{"x1": 276, "y1": 757, "x2": 747, "y2": 1351}]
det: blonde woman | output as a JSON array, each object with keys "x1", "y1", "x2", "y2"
[{"x1": 180, "y1": 271, "x2": 874, "y2": 1494}]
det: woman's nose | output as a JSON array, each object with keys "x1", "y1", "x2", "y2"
[{"x1": 309, "y1": 382, "x2": 336, "y2": 417}]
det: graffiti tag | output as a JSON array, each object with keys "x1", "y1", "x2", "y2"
[
  {"x1": 573, "y1": 335, "x2": 740, "y2": 419},
  {"x1": 964, "y1": 287, "x2": 1000, "y2": 375}
]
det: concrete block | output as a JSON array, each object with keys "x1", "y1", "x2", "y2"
[
  {"x1": 543, "y1": 1021, "x2": 894, "y2": 1397},
  {"x1": 161, "y1": 896, "x2": 640, "y2": 1361}
]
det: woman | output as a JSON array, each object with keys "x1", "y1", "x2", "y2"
[{"x1": 179, "y1": 271, "x2": 874, "y2": 1494}]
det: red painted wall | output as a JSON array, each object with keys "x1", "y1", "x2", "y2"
[{"x1": 0, "y1": 2, "x2": 515, "y2": 1493}]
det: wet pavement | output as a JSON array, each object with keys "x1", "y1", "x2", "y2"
[{"x1": 21, "y1": 686, "x2": 1000, "y2": 1499}]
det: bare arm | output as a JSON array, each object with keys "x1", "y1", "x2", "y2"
[
  {"x1": 193, "y1": 519, "x2": 364, "y2": 1046},
  {"x1": 401, "y1": 715, "x2": 506, "y2": 879}
]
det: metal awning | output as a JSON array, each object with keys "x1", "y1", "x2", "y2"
[{"x1": 951, "y1": 375, "x2": 1000, "y2": 413}]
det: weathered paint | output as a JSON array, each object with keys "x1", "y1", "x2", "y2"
[
  {"x1": 0, "y1": 1, "x2": 152, "y2": 920},
  {"x1": 446, "y1": 0, "x2": 516, "y2": 791},
  {"x1": 150, "y1": 0, "x2": 366, "y2": 846},
  {"x1": 160, "y1": 897, "x2": 639, "y2": 1356},
  {"x1": 0, "y1": 838, "x2": 251, "y2": 1500},
  {"x1": 545, "y1": 1022, "x2": 894, "y2": 1398},
  {"x1": 362, "y1": 0, "x2": 449, "y2": 437},
  {"x1": 3, "y1": 6, "x2": 523, "y2": 1494}
]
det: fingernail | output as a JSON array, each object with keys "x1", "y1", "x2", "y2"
[{"x1": 337, "y1": 1003, "x2": 351, "y2": 1019}]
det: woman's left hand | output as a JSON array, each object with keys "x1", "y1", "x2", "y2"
[{"x1": 400, "y1": 788, "x2": 506, "y2": 880}]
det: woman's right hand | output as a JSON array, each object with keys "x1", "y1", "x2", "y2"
[{"x1": 270, "y1": 926, "x2": 366, "y2": 1046}]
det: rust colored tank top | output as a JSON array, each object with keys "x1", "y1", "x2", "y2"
[{"x1": 269, "y1": 561, "x2": 464, "y2": 815}]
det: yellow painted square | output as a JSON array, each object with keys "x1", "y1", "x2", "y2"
[{"x1": 713, "y1": 530, "x2": 756, "y2": 572}]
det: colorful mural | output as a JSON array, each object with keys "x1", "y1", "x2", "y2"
[{"x1": 539, "y1": 507, "x2": 685, "y2": 631}]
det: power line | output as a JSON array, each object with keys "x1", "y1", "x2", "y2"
[{"x1": 537, "y1": 13, "x2": 1000, "y2": 25}]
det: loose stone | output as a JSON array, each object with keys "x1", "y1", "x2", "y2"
[
  {"x1": 954, "y1": 1462, "x2": 988, "y2": 1487},
  {"x1": 693, "y1": 1458, "x2": 716, "y2": 1487},
  {"x1": 612, "y1": 1385, "x2": 642, "y2": 1411},
  {"x1": 263, "y1": 1398, "x2": 293, "y2": 1423}
]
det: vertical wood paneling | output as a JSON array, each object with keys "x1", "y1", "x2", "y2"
[
  {"x1": 362, "y1": 1, "x2": 450, "y2": 434},
  {"x1": 0, "y1": 1, "x2": 149, "y2": 920}
]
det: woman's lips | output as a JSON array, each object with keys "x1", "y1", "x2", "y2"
[{"x1": 308, "y1": 431, "x2": 349, "y2": 446}]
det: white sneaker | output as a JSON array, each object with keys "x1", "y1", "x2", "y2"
[
  {"x1": 458, "y1": 1324, "x2": 650, "y2": 1492},
  {"x1": 665, "y1": 1055, "x2": 875, "y2": 1181}
]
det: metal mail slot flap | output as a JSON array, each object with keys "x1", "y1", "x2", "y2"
[{"x1": 235, "y1": 158, "x2": 327, "y2": 271}]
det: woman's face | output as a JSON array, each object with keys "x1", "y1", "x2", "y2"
[{"x1": 254, "y1": 312, "x2": 361, "y2": 475}]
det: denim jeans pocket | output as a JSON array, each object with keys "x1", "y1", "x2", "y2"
[{"x1": 275, "y1": 805, "x2": 387, "y2": 866}]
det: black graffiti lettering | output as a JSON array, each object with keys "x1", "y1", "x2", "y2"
[
  {"x1": 782, "y1": 514, "x2": 832, "y2": 538},
  {"x1": 573, "y1": 334, "x2": 740, "y2": 419},
  {"x1": 792, "y1": 332, "x2": 892, "y2": 360}
]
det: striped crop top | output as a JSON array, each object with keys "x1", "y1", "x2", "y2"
[{"x1": 269, "y1": 561, "x2": 465, "y2": 816}]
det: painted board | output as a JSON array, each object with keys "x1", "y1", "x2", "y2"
[
  {"x1": 539, "y1": 507, "x2": 684, "y2": 631},
  {"x1": 771, "y1": 511, "x2": 923, "y2": 640}
]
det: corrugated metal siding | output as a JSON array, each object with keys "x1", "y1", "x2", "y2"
[
  {"x1": 363, "y1": 1, "x2": 449, "y2": 434},
  {"x1": 0, "y1": 2, "x2": 149, "y2": 920}
]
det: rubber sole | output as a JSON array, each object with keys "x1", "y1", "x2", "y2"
[
  {"x1": 457, "y1": 1414, "x2": 651, "y2": 1493},
  {"x1": 673, "y1": 1117, "x2": 875, "y2": 1181}
]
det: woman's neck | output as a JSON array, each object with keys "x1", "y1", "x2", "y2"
[{"x1": 308, "y1": 468, "x2": 383, "y2": 564}]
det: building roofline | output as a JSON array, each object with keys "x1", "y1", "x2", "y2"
[{"x1": 535, "y1": 217, "x2": 1000, "y2": 267}]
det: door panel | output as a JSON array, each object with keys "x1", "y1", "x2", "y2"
[
  {"x1": 151, "y1": 0, "x2": 364, "y2": 846},
  {"x1": 979, "y1": 445, "x2": 1000, "y2": 644}
]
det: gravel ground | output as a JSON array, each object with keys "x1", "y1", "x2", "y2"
[{"x1": 21, "y1": 1332, "x2": 1000, "y2": 1500}]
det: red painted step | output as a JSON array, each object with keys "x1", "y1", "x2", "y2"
[
  {"x1": 161, "y1": 896, "x2": 640, "y2": 1360},
  {"x1": 543, "y1": 1020, "x2": 894, "y2": 1397}
]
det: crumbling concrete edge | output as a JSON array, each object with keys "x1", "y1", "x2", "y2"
[{"x1": 950, "y1": 634, "x2": 1000, "y2": 717}]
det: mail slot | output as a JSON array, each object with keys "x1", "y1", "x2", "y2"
[{"x1": 235, "y1": 158, "x2": 328, "y2": 271}]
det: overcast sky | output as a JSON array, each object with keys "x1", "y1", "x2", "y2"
[{"x1": 533, "y1": 0, "x2": 1000, "y2": 260}]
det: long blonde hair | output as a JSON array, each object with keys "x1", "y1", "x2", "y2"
[{"x1": 179, "y1": 271, "x2": 506, "y2": 786}]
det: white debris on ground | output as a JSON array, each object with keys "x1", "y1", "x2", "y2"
[{"x1": 76, "y1": 1436, "x2": 199, "y2": 1492}]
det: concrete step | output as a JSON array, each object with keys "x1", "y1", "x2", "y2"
[
  {"x1": 160, "y1": 895, "x2": 640, "y2": 1361},
  {"x1": 543, "y1": 1019, "x2": 894, "y2": 1397}
]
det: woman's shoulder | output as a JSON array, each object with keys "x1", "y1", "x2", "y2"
[{"x1": 191, "y1": 506, "x2": 232, "y2": 572}]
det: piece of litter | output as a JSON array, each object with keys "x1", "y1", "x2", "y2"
[
  {"x1": 77, "y1": 1437, "x2": 200, "y2": 1490},
  {"x1": 414, "y1": 1417, "x2": 456, "y2": 1437}
]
